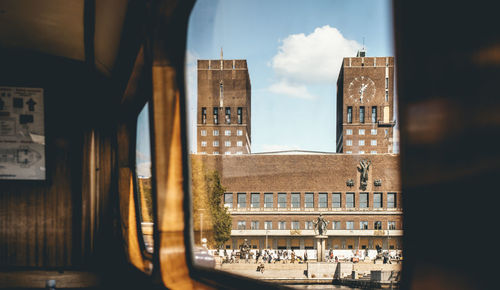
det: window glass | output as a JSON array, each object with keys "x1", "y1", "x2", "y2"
[
  {"x1": 291, "y1": 193, "x2": 300, "y2": 208},
  {"x1": 305, "y1": 193, "x2": 314, "y2": 208},
  {"x1": 332, "y1": 193, "x2": 341, "y2": 208},
  {"x1": 278, "y1": 193, "x2": 287, "y2": 208},
  {"x1": 388, "y1": 192, "x2": 396, "y2": 208},
  {"x1": 374, "y1": 192, "x2": 382, "y2": 208},
  {"x1": 360, "y1": 221, "x2": 369, "y2": 230},
  {"x1": 136, "y1": 103, "x2": 153, "y2": 254},
  {"x1": 360, "y1": 192, "x2": 368, "y2": 208},
  {"x1": 186, "y1": 0, "x2": 400, "y2": 279}
]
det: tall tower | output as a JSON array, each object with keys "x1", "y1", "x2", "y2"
[
  {"x1": 197, "y1": 54, "x2": 251, "y2": 155},
  {"x1": 336, "y1": 52, "x2": 395, "y2": 154}
]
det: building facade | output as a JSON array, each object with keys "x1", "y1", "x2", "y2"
[
  {"x1": 197, "y1": 57, "x2": 251, "y2": 155},
  {"x1": 336, "y1": 53, "x2": 396, "y2": 154},
  {"x1": 193, "y1": 53, "x2": 402, "y2": 254}
]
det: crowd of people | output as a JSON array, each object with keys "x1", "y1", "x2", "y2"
[{"x1": 220, "y1": 248, "x2": 309, "y2": 264}]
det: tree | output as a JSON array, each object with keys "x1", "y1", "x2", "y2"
[{"x1": 206, "y1": 170, "x2": 232, "y2": 249}]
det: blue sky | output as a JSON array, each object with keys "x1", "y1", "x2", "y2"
[{"x1": 185, "y1": 0, "x2": 394, "y2": 153}]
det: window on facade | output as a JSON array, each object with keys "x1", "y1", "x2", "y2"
[
  {"x1": 388, "y1": 221, "x2": 396, "y2": 230},
  {"x1": 332, "y1": 221, "x2": 341, "y2": 230},
  {"x1": 359, "y1": 140, "x2": 365, "y2": 146},
  {"x1": 225, "y1": 151, "x2": 231, "y2": 155},
  {"x1": 346, "y1": 151, "x2": 352, "y2": 154},
  {"x1": 236, "y1": 151, "x2": 243, "y2": 155},
  {"x1": 347, "y1": 106, "x2": 352, "y2": 123},
  {"x1": 237, "y1": 221, "x2": 246, "y2": 230},
  {"x1": 278, "y1": 221, "x2": 286, "y2": 230},
  {"x1": 360, "y1": 192, "x2": 368, "y2": 208},
  {"x1": 251, "y1": 193, "x2": 260, "y2": 208},
  {"x1": 225, "y1": 130, "x2": 231, "y2": 136},
  {"x1": 201, "y1": 129, "x2": 207, "y2": 136},
  {"x1": 213, "y1": 140, "x2": 219, "y2": 147},
  {"x1": 251, "y1": 221, "x2": 259, "y2": 230},
  {"x1": 359, "y1": 129, "x2": 365, "y2": 135},
  {"x1": 359, "y1": 150, "x2": 365, "y2": 154},
  {"x1": 201, "y1": 107, "x2": 207, "y2": 124},
  {"x1": 213, "y1": 107, "x2": 218, "y2": 124},
  {"x1": 278, "y1": 193, "x2": 287, "y2": 208},
  {"x1": 332, "y1": 193, "x2": 341, "y2": 208},
  {"x1": 346, "y1": 221, "x2": 354, "y2": 230},
  {"x1": 213, "y1": 129, "x2": 219, "y2": 136},
  {"x1": 237, "y1": 129, "x2": 243, "y2": 136},
  {"x1": 225, "y1": 141, "x2": 231, "y2": 147},
  {"x1": 374, "y1": 221, "x2": 382, "y2": 230},
  {"x1": 237, "y1": 141, "x2": 243, "y2": 147},
  {"x1": 371, "y1": 129, "x2": 377, "y2": 135},
  {"x1": 385, "y1": 77, "x2": 389, "y2": 89},
  {"x1": 385, "y1": 91, "x2": 389, "y2": 102},
  {"x1": 388, "y1": 193, "x2": 396, "y2": 208},
  {"x1": 264, "y1": 221, "x2": 272, "y2": 230},
  {"x1": 346, "y1": 129, "x2": 352, "y2": 135},
  {"x1": 237, "y1": 107, "x2": 242, "y2": 124},
  {"x1": 374, "y1": 192, "x2": 382, "y2": 208},
  {"x1": 346, "y1": 193, "x2": 354, "y2": 208},
  {"x1": 291, "y1": 221, "x2": 300, "y2": 230},
  {"x1": 264, "y1": 193, "x2": 273, "y2": 208},
  {"x1": 371, "y1": 140, "x2": 377, "y2": 146},
  {"x1": 213, "y1": 151, "x2": 219, "y2": 155},
  {"x1": 225, "y1": 107, "x2": 231, "y2": 124},
  {"x1": 305, "y1": 221, "x2": 313, "y2": 230},
  {"x1": 201, "y1": 141, "x2": 207, "y2": 147},
  {"x1": 305, "y1": 193, "x2": 314, "y2": 208},
  {"x1": 372, "y1": 106, "x2": 377, "y2": 123},
  {"x1": 360, "y1": 221, "x2": 369, "y2": 230},
  {"x1": 318, "y1": 193, "x2": 327, "y2": 208},
  {"x1": 291, "y1": 193, "x2": 300, "y2": 208},
  {"x1": 371, "y1": 151, "x2": 377, "y2": 154},
  {"x1": 346, "y1": 140, "x2": 352, "y2": 146},
  {"x1": 237, "y1": 193, "x2": 246, "y2": 208},
  {"x1": 360, "y1": 106, "x2": 365, "y2": 123}
]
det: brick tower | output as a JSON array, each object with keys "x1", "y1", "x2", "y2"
[
  {"x1": 336, "y1": 50, "x2": 395, "y2": 154},
  {"x1": 197, "y1": 51, "x2": 251, "y2": 155}
]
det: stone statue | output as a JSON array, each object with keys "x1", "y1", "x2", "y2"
[
  {"x1": 357, "y1": 159, "x2": 372, "y2": 190},
  {"x1": 239, "y1": 238, "x2": 250, "y2": 260},
  {"x1": 312, "y1": 213, "x2": 329, "y2": 236}
]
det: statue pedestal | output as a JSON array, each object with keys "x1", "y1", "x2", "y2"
[{"x1": 315, "y1": 235, "x2": 328, "y2": 262}]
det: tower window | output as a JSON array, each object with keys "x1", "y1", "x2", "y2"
[
  {"x1": 372, "y1": 106, "x2": 377, "y2": 123},
  {"x1": 225, "y1": 107, "x2": 231, "y2": 124},
  {"x1": 237, "y1": 107, "x2": 242, "y2": 124},
  {"x1": 360, "y1": 106, "x2": 365, "y2": 123},
  {"x1": 213, "y1": 107, "x2": 218, "y2": 124},
  {"x1": 201, "y1": 107, "x2": 206, "y2": 124},
  {"x1": 347, "y1": 106, "x2": 353, "y2": 123}
]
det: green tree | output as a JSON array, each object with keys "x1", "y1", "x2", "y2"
[{"x1": 206, "y1": 170, "x2": 232, "y2": 248}]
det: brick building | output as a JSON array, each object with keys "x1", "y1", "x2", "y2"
[
  {"x1": 193, "y1": 52, "x2": 402, "y2": 254},
  {"x1": 197, "y1": 54, "x2": 251, "y2": 155},
  {"x1": 336, "y1": 51, "x2": 396, "y2": 154}
]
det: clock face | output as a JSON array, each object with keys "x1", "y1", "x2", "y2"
[{"x1": 348, "y1": 76, "x2": 376, "y2": 104}]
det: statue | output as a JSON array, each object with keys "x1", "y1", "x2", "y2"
[
  {"x1": 312, "y1": 213, "x2": 329, "y2": 236},
  {"x1": 239, "y1": 239, "x2": 250, "y2": 262},
  {"x1": 357, "y1": 159, "x2": 372, "y2": 190}
]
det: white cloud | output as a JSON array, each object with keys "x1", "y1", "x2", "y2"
[
  {"x1": 268, "y1": 80, "x2": 315, "y2": 99},
  {"x1": 136, "y1": 161, "x2": 152, "y2": 178},
  {"x1": 271, "y1": 25, "x2": 361, "y2": 84}
]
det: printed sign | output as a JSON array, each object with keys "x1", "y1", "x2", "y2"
[{"x1": 0, "y1": 87, "x2": 45, "y2": 180}]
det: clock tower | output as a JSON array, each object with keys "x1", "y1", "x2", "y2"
[{"x1": 336, "y1": 51, "x2": 395, "y2": 154}]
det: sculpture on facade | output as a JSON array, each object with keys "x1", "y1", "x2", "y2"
[
  {"x1": 357, "y1": 159, "x2": 372, "y2": 190},
  {"x1": 312, "y1": 213, "x2": 329, "y2": 236},
  {"x1": 239, "y1": 238, "x2": 250, "y2": 261}
]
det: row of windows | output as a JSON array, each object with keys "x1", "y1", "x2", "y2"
[
  {"x1": 236, "y1": 220, "x2": 397, "y2": 231},
  {"x1": 201, "y1": 107, "x2": 243, "y2": 125},
  {"x1": 199, "y1": 151, "x2": 244, "y2": 155},
  {"x1": 346, "y1": 129, "x2": 378, "y2": 136},
  {"x1": 346, "y1": 139, "x2": 378, "y2": 146},
  {"x1": 200, "y1": 140, "x2": 244, "y2": 147},
  {"x1": 347, "y1": 106, "x2": 377, "y2": 124},
  {"x1": 225, "y1": 192, "x2": 397, "y2": 209},
  {"x1": 200, "y1": 129, "x2": 244, "y2": 136},
  {"x1": 346, "y1": 151, "x2": 378, "y2": 154}
]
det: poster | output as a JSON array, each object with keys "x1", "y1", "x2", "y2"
[{"x1": 0, "y1": 87, "x2": 45, "y2": 180}]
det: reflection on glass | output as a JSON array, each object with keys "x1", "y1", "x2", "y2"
[{"x1": 136, "y1": 103, "x2": 153, "y2": 253}]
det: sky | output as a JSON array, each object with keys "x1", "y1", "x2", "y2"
[{"x1": 185, "y1": 0, "x2": 394, "y2": 154}]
